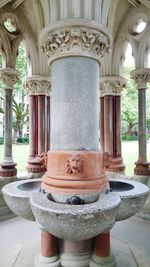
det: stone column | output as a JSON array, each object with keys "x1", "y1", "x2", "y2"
[
  {"x1": 0, "y1": 68, "x2": 19, "y2": 220},
  {"x1": 90, "y1": 232, "x2": 116, "y2": 267},
  {"x1": 0, "y1": 68, "x2": 19, "y2": 178},
  {"x1": 131, "y1": 68, "x2": 150, "y2": 176},
  {"x1": 39, "y1": 20, "x2": 113, "y2": 267},
  {"x1": 35, "y1": 231, "x2": 60, "y2": 266},
  {"x1": 100, "y1": 76, "x2": 126, "y2": 174},
  {"x1": 24, "y1": 76, "x2": 51, "y2": 178}
]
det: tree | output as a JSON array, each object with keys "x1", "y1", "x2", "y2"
[
  {"x1": 12, "y1": 99, "x2": 29, "y2": 142},
  {"x1": 121, "y1": 65, "x2": 138, "y2": 136}
]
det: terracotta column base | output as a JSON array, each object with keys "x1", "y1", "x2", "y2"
[
  {"x1": 104, "y1": 153, "x2": 125, "y2": 173},
  {"x1": 26, "y1": 157, "x2": 46, "y2": 174},
  {"x1": 0, "y1": 162, "x2": 17, "y2": 177},
  {"x1": 134, "y1": 161, "x2": 150, "y2": 176},
  {"x1": 42, "y1": 150, "x2": 109, "y2": 203}
]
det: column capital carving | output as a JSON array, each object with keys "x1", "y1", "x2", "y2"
[
  {"x1": 100, "y1": 76, "x2": 126, "y2": 97},
  {"x1": 131, "y1": 68, "x2": 150, "y2": 89},
  {"x1": 40, "y1": 20, "x2": 111, "y2": 65},
  {"x1": 24, "y1": 75, "x2": 51, "y2": 96},
  {"x1": 0, "y1": 68, "x2": 20, "y2": 89}
]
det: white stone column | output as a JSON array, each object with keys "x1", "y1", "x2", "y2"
[
  {"x1": 131, "y1": 68, "x2": 150, "y2": 176},
  {"x1": 24, "y1": 76, "x2": 51, "y2": 177},
  {"x1": 0, "y1": 68, "x2": 19, "y2": 178},
  {"x1": 100, "y1": 76, "x2": 126, "y2": 174}
]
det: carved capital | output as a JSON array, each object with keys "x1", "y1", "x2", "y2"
[
  {"x1": 100, "y1": 76, "x2": 126, "y2": 96},
  {"x1": 24, "y1": 75, "x2": 51, "y2": 95},
  {"x1": 0, "y1": 68, "x2": 20, "y2": 89},
  {"x1": 131, "y1": 68, "x2": 150, "y2": 89},
  {"x1": 40, "y1": 20, "x2": 111, "y2": 64}
]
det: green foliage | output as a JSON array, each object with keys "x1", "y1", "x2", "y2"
[
  {"x1": 122, "y1": 134, "x2": 138, "y2": 141},
  {"x1": 121, "y1": 65, "x2": 138, "y2": 135},
  {"x1": 0, "y1": 137, "x2": 4, "y2": 144},
  {"x1": 17, "y1": 136, "x2": 29, "y2": 144}
]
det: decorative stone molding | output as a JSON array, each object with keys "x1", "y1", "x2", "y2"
[
  {"x1": 66, "y1": 154, "x2": 83, "y2": 175},
  {"x1": 40, "y1": 20, "x2": 111, "y2": 64},
  {"x1": 0, "y1": 68, "x2": 20, "y2": 89},
  {"x1": 100, "y1": 76, "x2": 126, "y2": 96},
  {"x1": 24, "y1": 75, "x2": 51, "y2": 95},
  {"x1": 131, "y1": 68, "x2": 150, "y2": 89}
]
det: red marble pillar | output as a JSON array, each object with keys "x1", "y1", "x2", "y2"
[
  {"x1": 26, "y1": 95, "x2": 43, "y2": 174},
  {"x1": 38, "y1": 95, "x2": 46, "y2": 156},
  {"x1": 100, "y1": 96, "x2": 104, "y2": 154},
  {"x1": 100, "y1": 77, "x2": 126, "y2": 173},
  {"x1": 41, "y1": 231, "x2": 58, "y2": 258},
  {"x1": 24, "y1": 77, "x2": 51, "y2": 176},
  {"x1": 47, "y1": 96, "x2": 50, "y2": 151},
  {"x1": 94, "y1": 232, "x2": 110, "y2": 257}
]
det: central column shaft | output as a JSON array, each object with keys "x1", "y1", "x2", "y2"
[{"x1": 51, "y1": 57, "x2": 99, "y2": 151}]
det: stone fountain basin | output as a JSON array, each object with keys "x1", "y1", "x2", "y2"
[
  {"x1": 2, "y1": 179, "x2": 41, "y2": 221},
  {"x1": 30, "y1": 192, "x2": 121, "y2": 241},
  {"x1": 109, "y1": 178, "x2": 149, "y2": 221}
]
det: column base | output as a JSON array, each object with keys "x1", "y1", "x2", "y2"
[
  {"x1": 134, "y1": 161, "x2": 150, "y2": 176},
  {"x1": 0, "y1": 161, "x2": 17, "y2": 177},
  {"x1": 104, "y1": 155, "x2": 125, "y2": 173},
  {"x1": 60, "y1": 253, "x2": 90, "y2": 267},
  {"x1": 26, "y1": 157, "x2": 46, "y2": 174},
  {"x1": 89, "y1": 254, "x2": 116, "y2": 267},
  {"x1": 35, "y1": 255, "x2": 61, "y2": 267}
]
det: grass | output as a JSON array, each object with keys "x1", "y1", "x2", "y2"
[
  {"x1": 0, "y1": 141, "x2": 150, "y2": 175},
  {"x1": 0, "y1": 144, "x2": 29, "y2": 173}
]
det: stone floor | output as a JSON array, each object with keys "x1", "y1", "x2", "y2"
[{"x1": 0, "y1": 216, "x2": 150, "y2": 267}]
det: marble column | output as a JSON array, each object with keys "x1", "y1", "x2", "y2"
[
  {"x1": 24, "y1": 76, "x2": 51, "y2": 178},
  {"x1": 100, "y1": 76, "x2": 126, "y2": 174},
  {"x1": 131, "y1": 68, "x2": 150, "y2": 176},
  {"x1": 39, "y1": 20, "x2": 113, "y2": 267},
  {"x1": 0, "y1": 68, "x2": 19, "y2": 178}
]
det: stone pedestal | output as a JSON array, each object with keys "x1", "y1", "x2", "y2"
[
  {"x1": 100, "y1": 77, "x2": 126, "y2": 173},
  {"x1": 24, "y1": 76, "x2": 51, "y2": 177}
]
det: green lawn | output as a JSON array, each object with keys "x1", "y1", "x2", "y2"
[
  {"x1": 0, "y1": 141, "x2": 150, "y2": 175},
  {"x1": 0, "y1": 144, "x2": 29, "y2": 173}
]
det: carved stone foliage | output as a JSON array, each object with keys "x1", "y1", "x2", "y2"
[
  {"x1": 131, "y1": 68, "x2": 150, "y2": 89},
  {"x1": 100, "y1": 76, "x2": 126, "y2": 96},
  {"x1": 66, "y1": 154, "x2": 83, "y2": 175},
  {"x1": 40, "y1": 26, "x2": 111, "y2": 63},
  {"x1": 0, "y1": 68, "x2": 19, "y2": 88},
  {"x1": 24, "y1": 76, "x2": 51, "y2": 95},
  {"x1": 40, "y1": 152, "x2": 48, "y2": 170}
]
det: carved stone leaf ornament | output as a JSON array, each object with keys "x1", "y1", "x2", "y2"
[
  {"x1": 40, "y1": 26, "x2": 111, "y2": 63},
  {"x1": 24, "y1": 77, "x2": 51, "y2": 95},
  {"x1": 0, "y1": 68, "x2": 20, "y2": 88}
]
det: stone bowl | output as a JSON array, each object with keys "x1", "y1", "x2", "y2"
[
  {"x1": 109, "y1": 178, "x2": 149, "y2": 221},
  {"x1": 2, "y1": 179, "x2": 41, "y2": 221},
  {"x1": 30, "y1": 191, "x2": 121, "y2": 241}
]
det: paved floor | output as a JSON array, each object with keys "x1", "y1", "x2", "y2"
[{"x1": 0, "y1": 216, "x2": 150, "y2": 267}]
